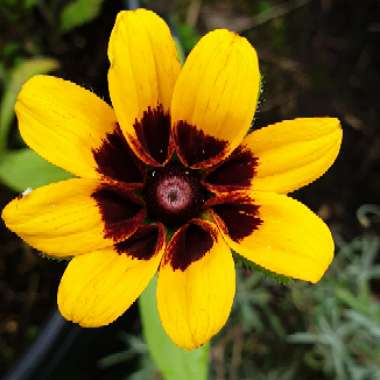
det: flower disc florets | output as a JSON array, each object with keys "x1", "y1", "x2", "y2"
[{"x1": 143, "y1": 162, "x2": 207, "y2": 227}]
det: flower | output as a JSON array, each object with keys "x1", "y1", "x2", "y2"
[{"x1": 1, "y1": 9, "x2": 342, "y2": 350}]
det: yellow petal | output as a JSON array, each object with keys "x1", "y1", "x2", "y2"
[
  {"x1": 157, "y1": 219, "x2": 235, "y2": 349},
  {"x1": 108, "y1": 9, "x2": 181, "y2": 166},
  {"x1": 171, "y1": 29, "x2": 260, "y2": 169},
  {"x1": 1, "y1": 179, "x2": 145, "y2": 257},
  {"x1": 245, "y1": 117, "x2": 342, "y2": 193},
  {"x1": 209, "y1": 192, "x2": 334, "y2": 283},
  {"x1": 15, "y1": 75, "x2": 143, "y2": 182},
  {"x1": 58, "y1": 224, "x2": 165, "y2": 327}
]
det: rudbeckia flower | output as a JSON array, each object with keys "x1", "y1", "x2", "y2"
[{"x1": 1, "y1": 9, "x2": 342, "y2": 349}]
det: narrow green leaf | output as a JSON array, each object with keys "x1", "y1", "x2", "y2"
[
  {"x1": 0, "y1": 149, "x2": 71, "y2": 192},
  {"x1": 139, "y1": 277, "x2": 209, "y2": 380},
  {"x1": 174, "y1": 36, "x2": 185, "y2": 65},
  {"x1": 0, "y1": 57, "x2": 59, "y2": 152},
  {"x1": 175, "y1": 22, "x2": 200, "y2": 54},
  {"x1": 60, "y1": 0, "x2": 104, "y2": 32}
]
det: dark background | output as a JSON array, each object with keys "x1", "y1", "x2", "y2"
[{"x1": 1, "y1": 0, "x2": 379, "y2": 379}]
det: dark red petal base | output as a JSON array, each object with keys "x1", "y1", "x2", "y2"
[
  {"x1": 174, "y1": 121, "x2": 228, "y2": 167},
  {"x1": 164, "y1": 220, "x2": 214, "y2": 271},
  {"x1": 93, "y1": 123, "x2": 144, "y2": 185},
  {"x1": 132, "y1": 104, "x2": 172, "y2": 165},
  {"x1": 204, "y1": 145, "x2": 258, "y2": 190},
  {"x1": 92, "y1": 185, "x2": 145, "y2": 242},
  {"x1": 208, "y1": 195, "x2": 262, "y2": 242},
  {"x1": 115, "y1": 223, "x2": 164, "y2": 260}
]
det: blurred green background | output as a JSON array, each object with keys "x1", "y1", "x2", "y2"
[{"x1": 0, "y1": 0, "x2": 379, "y2": 379}]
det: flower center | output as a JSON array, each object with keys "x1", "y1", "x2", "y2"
[{"x1": 143, "y1": 163, "x2": 207, "y2": 227}]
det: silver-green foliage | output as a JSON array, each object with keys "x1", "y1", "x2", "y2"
[
  {"x1": 224, "y1": 234, "x2": 380, "y2": 380},
  {"x1": 288, "y1": 236, "x2": 380, "y2": 380}
]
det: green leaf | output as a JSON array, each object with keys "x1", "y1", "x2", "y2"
[
  {"x1": 174, "y1": 36, "x2": 185, "y2": 65},
  {"x1": 23, "y1": 0, "x2": 39, "y2": 9},
  {"x1": 175, "y1": 22, "x2": 200, "y2": 55},
  {"x1": 234, "y1": 252, "x2": 293, "y2": 285},
  {"x1": 0, "y1": 149, "x2": 71, "y2": 192},
  {"x1": 0, "y1": 57, "x2": 59, "y2": 152},
  {"x1": 139, "y1": 277, "x2": 209, "y2": 380},
  {"x1": 60, "y1": 0, "x2": 104, "y2": 32}
]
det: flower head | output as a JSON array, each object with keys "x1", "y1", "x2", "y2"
[{"x1": 1, "y1": 9, "x2": 342, "y2": 349}]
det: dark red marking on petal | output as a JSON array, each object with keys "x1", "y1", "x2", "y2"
[
  {"x1": 93, "y1": 123, "x2": 144, "y2": 185},
  {"x1": 209, "y1": 196, "x2": 262, "y2": 242},
  {"x1": 204, "y1": 145, "x2": 258, "y2": 190},
  {"x1": 115, "y1": 224, "x2": 164, "y2": 260},
  {"x1": 133, "y1": 104, "x2": 171, "y2": 165},
  {"x1": 165, "y1": 221, "x2": 214, "y2": 271},
  {"x1": 174, "y1": 121, "x2": 228, "y2": 167},
  {"x1": 92, "y1": 185, "x2": 145, "y2": 242}
]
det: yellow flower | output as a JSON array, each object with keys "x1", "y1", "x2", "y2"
[{"x1": 1, "y1": 9, "x2": 342, "y2": 350}]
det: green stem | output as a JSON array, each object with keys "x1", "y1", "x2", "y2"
[{"x1": 139, "y1": 277, "x2": 209, "y2": 380}]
